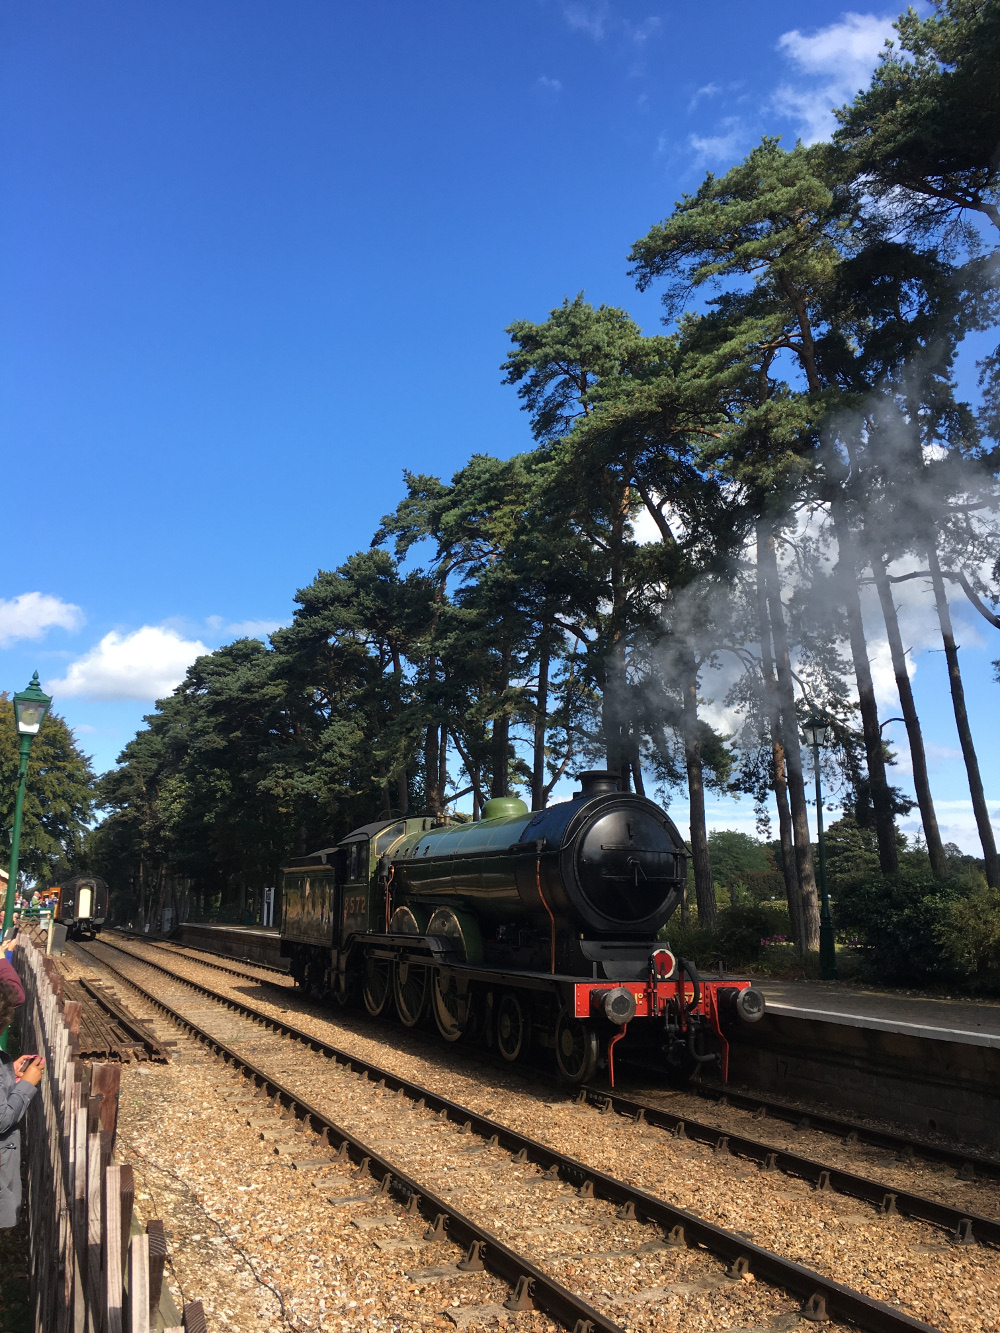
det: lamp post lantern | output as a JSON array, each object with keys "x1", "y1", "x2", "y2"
[
  {"x1": 3, "y1": 673, "x2": 52, "y2": 944},
  {"x1": 802, "y1": 713, "x2": 837, "y2": 980}
]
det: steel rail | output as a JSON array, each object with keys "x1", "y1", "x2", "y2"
[
  {"x1": 75, "y1": 975, "x2": 175, "y2": 1061},
  {"x1": 80, "y1": 942, "x2": 622, "y2": 1333},
  {"x1": 85, "y1": 937, "x2": 944, "y2": 1333},
  {"x1": 676, "y1": 1083, "x2": 1000, "y2": 1183},
  {"x1": 115, "y1": 929, "x2": 289, "y2": 978},
  {"x1": 577, "y1": 1087, "x2": 999, "y2": 1247}
]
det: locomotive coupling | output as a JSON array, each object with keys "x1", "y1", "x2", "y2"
[
  {"x1": 593, "y1": 985, "x2": 638, "y2": 1025},
  {"x1": 717, "y1": 985, "x2": 766, "y2": 1023}
]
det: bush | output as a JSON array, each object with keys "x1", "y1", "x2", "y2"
[
  {"x1": 833, "y1": 856, "x2": 975, "y2": 985},
  {"x1": 938, "y1": 886, "x2": 1000, "y2": 983},
  {"x1": 664, "y1": 901, "x2": 793, "y2": 971}
]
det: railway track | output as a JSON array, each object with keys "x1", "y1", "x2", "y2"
[
  {"x1": 116, "y1": 931, "x2": 291, "y2": 984},
  {"x1": 138, "y1": 934, "x2": 1000, "y2": 1187},
  {"x1": 81, "y1": 935, "x2": 963, "y2": 1333}
]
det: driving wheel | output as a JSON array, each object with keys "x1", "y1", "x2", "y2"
[
  {"x1": 361, "y1": 954, "x2": 392, "y2": 1016},
  {"x1": 555, "y1": 1010, "x2": 599, "y2": 1084},
  {"x1": 496, "y1": 992, "x2": 526, "y2": 1062},
  {"x1": 431, "y1": 970, "x2": 466, "y2": 1042},
  {"x1": 393, "y1": 958, "x2": 430, "y2": 1026}
]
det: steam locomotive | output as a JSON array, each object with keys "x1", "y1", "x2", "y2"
[
  {"x1": 279, "y1": 771, "x2": 764, "y2": 1085},
  {"x1": 53, "y1": 875, "x2": 108, "y2": 939}
]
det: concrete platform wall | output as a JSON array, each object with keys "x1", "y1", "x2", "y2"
[
  {"x1": 173, "y1": 923, "x2": 288, "y2": 970},
  {"x1": 729, "y1": 1012, "x2": 1000, "y2": 1149}
]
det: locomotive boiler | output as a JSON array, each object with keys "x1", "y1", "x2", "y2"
[{"x1": 280, "y1": 771, "x2": 764, "y2": 1085}]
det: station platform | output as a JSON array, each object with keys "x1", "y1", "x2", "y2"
[
  {"x1": 755, "y1": 979, "x2": 1000, "y2": 1049},
  {"x1": 732, "y1": 979, "x2": 1000, "y2": 1149},
  {"x1": 171, "y1": 921, "x2": 287, "y2": 969}
]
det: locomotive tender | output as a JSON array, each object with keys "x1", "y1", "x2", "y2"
[{"x1": 280, "y1": 770, "x2": 764, "y2": 1085}]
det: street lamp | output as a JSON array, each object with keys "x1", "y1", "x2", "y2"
[
  {"x1": 3, "y1": 673, "x2": 52, "y2": 944},
  {"x1": 802, "y1": 712, "x2": 837, "y2": 981}
]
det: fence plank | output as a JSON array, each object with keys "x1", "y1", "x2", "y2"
[
  {"x1": 126, "y1": 1233, "x2": 149, "y2": 1333},
  {"x1": 145, "y1": 1220, "x2": 167, "y2": 1329},
  {"x1": 88, "y1": 1131, "x2": 103, "y2": 1325},
  {"x1": 91, "y1": 1064, "x2": 122, "y2": 1146},
  {"x1": 103, "y1": 1165, "x2": 123, "y2": 1333}
]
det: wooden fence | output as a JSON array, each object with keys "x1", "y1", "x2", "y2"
[{"x1": 13, "y1": 931, "x2": 207, "y2": 1333}]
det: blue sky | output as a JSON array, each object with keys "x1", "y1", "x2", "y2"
[{"x1": 2, "y1": 1, "x2": 997, "y2": 854}]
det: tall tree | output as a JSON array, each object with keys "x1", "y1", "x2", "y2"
[
  {"x1": 0, "y1": 698, "x2": 96, "y2": 887},
  {"x1": 834, "y1": 0, "x2": 1000, "y2": 236}
]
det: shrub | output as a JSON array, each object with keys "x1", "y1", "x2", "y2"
[
  {"x1": 938, "y1": 886, "x2": 1000, "y2": 981},
  {"x1": 664, "y1": 901, "x2": 792, "y2": 971},
  {"x1": 833, "y1": 860, "x2": 972, "y2": 985}
]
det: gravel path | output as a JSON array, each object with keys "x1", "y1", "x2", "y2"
[{"x1": 87, "y1": 938, "x2": 1000, "y2": 1332}]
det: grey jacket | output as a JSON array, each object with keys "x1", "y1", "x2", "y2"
[{"x1": 0, "y1": 1051, "x2": 38, "y2": 1227}]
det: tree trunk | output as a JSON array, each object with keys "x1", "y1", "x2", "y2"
[
  {"x1": 532, "y1": 635, "x2": 551, "y2": 811},
  {"x1": 438, "y1": 726, "x2": 449, "y2": 809},
  {"x1": 927, "y1": 542, "x2": 1000, "y2": 887},
  {"x1": 681, "y1": 648, "x2": 716, "y2": 927},
  {"x1": 760, "y1": 526, "x2": 821, "y2": 949},
  {"x1": 831, "y1": 500, "x2": 898, "y2": 874},
  {"x1": 629, "y1": 743, "x2": 646, "y2": 797},
  {"x1": 491, "y1": 648, "x2": 511, "y2": 798},
  {"x1": 424, "y1": 723, "x2": 441, "y2": 819},
  {"x1": 756, "y1": 521, "x2": 804, "y2": 948},
  {"x1": 604, "y1": 633, "x2": 628, "y2": 786},
  {"x1": 396, "y1": 770, "x2": 409, "y2": 817},
  {"x1": 871, "y1": 553, "x2": 946, "y2": 875}
]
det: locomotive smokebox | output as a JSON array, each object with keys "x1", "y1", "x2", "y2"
[{"x1": 519, "y1": 782, "x2": 687, "y2": 937}]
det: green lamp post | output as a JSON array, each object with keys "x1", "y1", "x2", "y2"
[
  {"x1": 3, "y1": 673, "x2": 52, "y2": 944},
  {"x1": 802, "y1": 713, "x2": 837, "y2": 981}
]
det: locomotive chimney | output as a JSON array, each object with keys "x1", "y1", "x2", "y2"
[{"x1": 576, "y1": 770, "x2": 620, "y2": 798}]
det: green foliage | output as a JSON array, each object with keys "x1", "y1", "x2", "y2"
[
  {"x1": 666, "y1": 901, "x2": 793, "y2": 970},
  {"x1": 0, "y1": 696, "x2": 96, "y2": 885},
  {"x1": 833, "y1": 857, "x2": 974, "y2": 984},
  {"x1": 707, "y1": 830, "x2": 771, "y2": 883},
  {"x1": 938, "y1": 886, "x2": 1000, "y2": 979},
  {"x1": 833, "y1": 0, "x2": 1000, "y2": 235}
]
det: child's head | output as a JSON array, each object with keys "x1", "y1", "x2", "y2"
[{"x1": 0, "y1": 981, "x2": 19, "y2": 1038}]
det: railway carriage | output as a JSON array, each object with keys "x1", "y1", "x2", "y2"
[
  {"x1": 52, "y1": 874, "x2": 108, "y2": 939},
  {"x1": 280, "y1": 771, "x2": 764, "y2": 1084}
]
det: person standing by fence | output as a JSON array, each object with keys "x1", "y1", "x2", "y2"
[{"x1": 0, "y1": 978, "x2": 45, "y2": 1226}]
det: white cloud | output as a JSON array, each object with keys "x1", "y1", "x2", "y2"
[
  {"x1": 224, "y1": 619, "x2": 284, "y2": 639},
  {"x1": 561, "y1": 4, "x2": 658, "y2": 44},
  {"x1": 204, "y1": 614, "x2": 285, "y2": 640},
  {"x1": 46, "y1": 626, "x2": 209, "y2": 701},
  {"x1": 689, "y1": 82, "x2": 720, "y2": 110},
  {"x1": 773, "y1": 12, "x2": 895, "y2": 142},
  {"x1": 0, "y1": 592, "x2": 84, "y2": 647},
  {"x1": 624, "y1": 16, "x2": 660, "y2": 43},
  {"x1": 563, "y1": 2, "x2": 607, "y2": 40},
  {"x1": 688, "y1": 118, "x2": 747, "y2": 165},
  {"x1": 537, "y1": 76, "x2": 563, "y2": 93}
]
